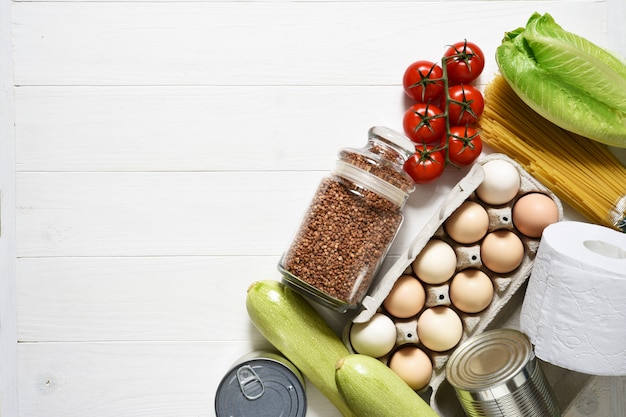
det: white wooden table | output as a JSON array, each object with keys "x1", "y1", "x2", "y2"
[{"x1": 1, "y1": 0, "x2": 625, "y2": 416}]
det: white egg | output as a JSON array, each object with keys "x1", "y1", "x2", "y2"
[
  {"x1": 349, "y1": 313, "x2": 397, "y2": 358},
  {"x1": 476, "y1": 159, "x2": 521, "y2": 205},
  {"x1": 417, "y1": 306, "x2": 463, "y2": 352},
  {"x1": 412, "y1": 239, "x2": 457, "y2": 285}
]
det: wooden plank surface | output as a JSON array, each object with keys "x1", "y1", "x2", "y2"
[
  {"x1": 18, "y1": 341, "x2": 342, "y2": 417},
  {"x1": 4, "y1": 0, "x2": 626, "y2": 416},
  {"x1": 0, "y1": 0, "x2": 19, "y2": 414},
  {"x1": 16, "y1": 256, "x2": 272, "y2": 342},
  {"x1": 15, "y1": 171, "x2": 317, "y2": 257},
  {"x1": 15, "y1": 169, "x2": 471, "y2": 258},
  {"x1": 12, "y1": 2, "x2": 608, "y2": 86},
  {"x1": 14, "y1": 86, "x2": 399, "y2": 171}
]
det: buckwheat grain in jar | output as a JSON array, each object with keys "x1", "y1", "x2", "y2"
[{"x1": 278, "y1": 126, "x2": 416, "y2": 312}]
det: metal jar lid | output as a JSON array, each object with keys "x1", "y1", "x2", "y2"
[
  {"x1": 215, "y1": 351, "x2": 307, "y2": 417},
  {"x1": 446, "y1": 328, "x2": 534, "y2": 401}
]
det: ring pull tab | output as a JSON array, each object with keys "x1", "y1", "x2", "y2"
[{"x1": 236, "y1": 365, "x2": 264, "y2": 400}]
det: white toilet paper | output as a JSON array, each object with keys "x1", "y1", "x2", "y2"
[{"x1": 520, "y1": 221, "x2": 626, "y2": 376}]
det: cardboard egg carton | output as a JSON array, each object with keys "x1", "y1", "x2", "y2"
[{"x1": 343, "y1": 153, "x2": 563, "y2": 415}]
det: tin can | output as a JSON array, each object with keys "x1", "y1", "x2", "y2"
[
  {"x1": 215, "y1": 351, "x2": 307, "y2": 417},
  {"x1": 446, "y1": 329, "x2": 560, "y2": 417}
]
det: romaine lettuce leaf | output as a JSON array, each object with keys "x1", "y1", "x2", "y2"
[{"x1": 496, "y1": 12, "x2": 626, "y2": 148}]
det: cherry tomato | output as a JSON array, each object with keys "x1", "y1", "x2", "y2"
[
  {"x1": 404, "y1": 145, "x2": 446, "y2": 184},
  {"x1": 446, "y1": 125, "x2": 483, "y2": 166},
  {"x1": 444, "y1": 40, "x2": 485, "y2": 85},
  {"x1": 402, "y1": 103, "x2": 446, "y2": 145},
  {"x1": 447, "y1": 85, "x2": 484, "y2": 126},
  {"x1": 402, "y1": 60, "x2": 445, "y2": 103}
]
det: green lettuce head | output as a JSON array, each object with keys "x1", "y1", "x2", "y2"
[{"x1": 496, "y1": 12, "x2": 626, "y2": 148}]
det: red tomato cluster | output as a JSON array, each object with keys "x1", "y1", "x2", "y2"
[{"x1": 401, "y1": 40, "x2": 485, "y2": 184}]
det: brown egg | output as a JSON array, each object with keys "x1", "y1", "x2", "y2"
[
  {"x1": 512, "y1": 193, "x2": 559, "y2": 238},
  {"x1": 383, "y1": 274, "x2": 425, "y2": 319},
  {"x1": 450, "y1": 269, "x2": 494, "y2": 313},
  {"x1": 445, "y1": 201, "x2": 490, "y2": 244},
  {"x1": 388, "y1": 346, "x2": 433, "y2": 391},
  {"x1": 480, "y1": 230, "x2": 525, "y2": 273}
]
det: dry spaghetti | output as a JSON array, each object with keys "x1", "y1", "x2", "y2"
[{"x1": 479, "y1": 75, "x2": 626, "y2": 232}]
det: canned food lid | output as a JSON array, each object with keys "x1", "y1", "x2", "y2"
[
  {"x1": 446, "y1": 329, "x2": 534, "y2": 396},
  {"x1": 215, "y1": 356, "x2": 307, "y2": 417}
]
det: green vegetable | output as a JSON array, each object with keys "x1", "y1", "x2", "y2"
[
  {"x1": 496, "y1": 12, "x2": 626, "y2": 148},
  {"x1": 246, "y1": 279, "x2": 356, "y2": 417},
  {"x1": 335, "y1": 354, "x2": 440, "y2": 417}
]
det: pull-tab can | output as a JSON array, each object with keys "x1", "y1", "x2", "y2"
[
  {"x1": 215, "y1": 351, "x2": 307, "y2": 417},
  {"x1": 446, "y1": 328, "x2": 560, "y2": 417}
]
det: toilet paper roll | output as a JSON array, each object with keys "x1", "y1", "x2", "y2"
[{"x1": 520, "y1": 221, "x2": 626, "y2": 376}]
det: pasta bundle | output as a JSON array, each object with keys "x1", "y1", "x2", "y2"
[{"x1": 479, "y1": 75, "x2": 626, "y2": 232}]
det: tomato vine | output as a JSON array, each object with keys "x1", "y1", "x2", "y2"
[{"x1": 401, "y1": 40, "x2": 485, "y2": 184}]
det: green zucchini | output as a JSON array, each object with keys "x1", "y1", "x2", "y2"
[
  {"x1": 335, "y1": 354, "x2": 440, "y2": 417},
  {"x1": 246, "y1": 279, "x2": 356, "y2": 417}
]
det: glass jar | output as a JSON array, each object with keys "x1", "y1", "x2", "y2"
[{"x1": 278, "y1": 126, "x2": 416, "y2": 312}]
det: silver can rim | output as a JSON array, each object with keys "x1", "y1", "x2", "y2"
[{"x1": 446, "y1": 328, "x2": 534, "y2": 397}]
